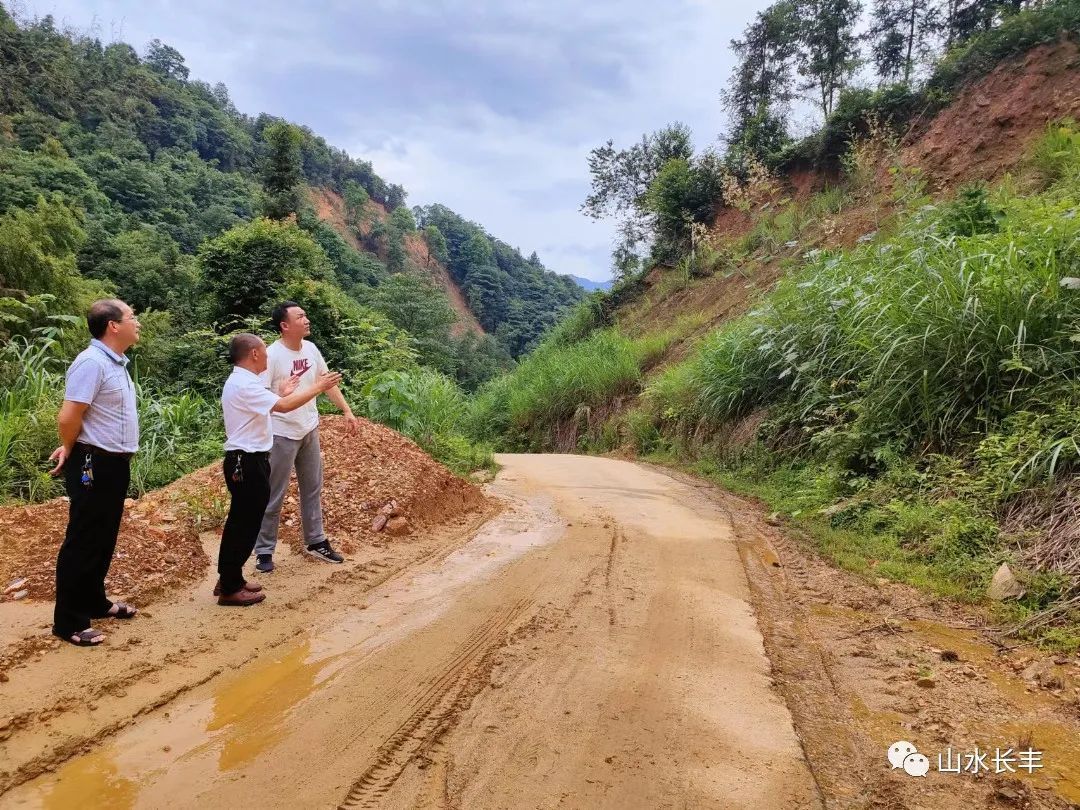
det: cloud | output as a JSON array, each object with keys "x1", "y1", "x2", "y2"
[{"x1": 23, "y1": 0, "x2": 773, "y2": 281}]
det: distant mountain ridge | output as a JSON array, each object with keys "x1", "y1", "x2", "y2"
[{"x1": 567, "y1": 275, "x2": 613, "y2": 292}]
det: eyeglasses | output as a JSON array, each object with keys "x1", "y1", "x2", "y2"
[{"x1": 112, "y1": 315, "x2": 140, "y2": 324}]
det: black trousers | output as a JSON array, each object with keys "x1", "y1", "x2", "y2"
[
  {"x1": 218, "y1": 450, "x2": 271, "y2": 595},
  {"x1": 53, "y1": 445, "x2": 131, "y2": 637}
]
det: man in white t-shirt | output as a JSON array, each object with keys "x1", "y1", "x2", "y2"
[
  {"x1": 253, "y1": 301, "x2": 359, "y2": 572},
  {"x1": 218, "y1": 333, "x2": 342, "y2": 604}
]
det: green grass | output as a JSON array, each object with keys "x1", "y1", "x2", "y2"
[
  {"x1": 649, "y1": 144, "x2": 1080, "y2": 470},
  {"x1": 360, "y1": 369, "x2": 493, "y2": 475},
  {"x1": 468, "y1": 327, "x2": 677, "y2": 450},
  {"x1": 613, "y1": 128, "x2": 1080, "y2": 647},
  {"x1": 0, "y1": 310, "x2": 224, "y2": 503},
  {"x1": 680, "y1": 456, "x2": 1079, "y2": 652},
  {"x1": 1030, "y1": 118, "x2": 1080, "y2": 187}
]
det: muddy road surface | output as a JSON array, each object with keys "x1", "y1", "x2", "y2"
[
  {"x1": 2, "y1": 455, "x2": 817, "y2": 809},
  {"x1": 3, "y1": 455, "x2": 1079, "y2": 809}
]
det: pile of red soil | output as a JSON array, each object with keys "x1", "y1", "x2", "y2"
[
  {"x1": 0, "y1": 416, "x2": 488, "y2": 605},
  {"x1": 275, "y1": 416, "x2": 488, "y2": 553}
]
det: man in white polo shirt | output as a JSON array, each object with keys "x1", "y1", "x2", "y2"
[
  {"x1": 218, "y1": 333, "x2": 341, "y2": 606},
  {"x1": 253, "y1": 300, "x2": 358, "y2": 572}
]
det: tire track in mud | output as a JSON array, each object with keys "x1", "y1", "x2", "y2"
[
  {"x1": 0, "y1": 511, "x2": 499, "y2": 797},
  {"x1": 604, "y1": 525, "x2": 623, "y2": 627},
  {"x1": 337, "y1": 597, "x2": 534, "y2": 809}
]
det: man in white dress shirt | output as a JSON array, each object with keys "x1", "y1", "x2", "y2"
[{"x1": 217, "y1": 333, "x2": 341, "y2": 606}]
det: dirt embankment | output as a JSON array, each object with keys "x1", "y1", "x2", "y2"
[
  {"x1": 619, "y1": 39, "x2": 1080, "y2": 366},
  {"x1": 308, "y1": 187, "x2": 484, "y2": 337},
  {"x1": 904, "y1": 39, "x2": 1080, "y2": 188},
  {"x1": 0, "y1": 416, "x2": 488, "y2": 608}
]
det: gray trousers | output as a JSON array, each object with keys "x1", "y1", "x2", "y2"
[{"x1": 254, "y1": 428, "x2": 326, "y2": 556}]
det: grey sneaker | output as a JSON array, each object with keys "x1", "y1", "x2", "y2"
[
  {"x1": 305, "y1": 541, "x2": 344, "y2": 564},
  {"x1": 255, "y1": 554, "x2": 275, "y2": 573}
]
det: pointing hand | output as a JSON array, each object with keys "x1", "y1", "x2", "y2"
[{"x1": 315, "y1": 371, "x2": 343, "y2": 393}]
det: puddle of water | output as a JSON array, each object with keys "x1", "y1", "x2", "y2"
[
  {"x1": 810, "y1": 608, "x2": 1080, "y2": 802},
  {"x1": 38, "y1": 752, "x2": 136, "y2": 810},
  {"x1": 6, "y1": 496, "x2": 563, "y2": 809},
  {"x1": 906, "y1": 618, "x2": 1080, "y2": 801},
  {"x1": 888, "y1": 618, "x2": 1080, "y2": 802},
  {"x1": 207, "y1": 638, "x2": 335, "y2": 772}
]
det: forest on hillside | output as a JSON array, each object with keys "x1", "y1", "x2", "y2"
[
  {"x1": 0, "y1": 2, "x2": 581, "y2": 376},
  {"x1": 0, "y1": 2, "x2": 585, "y2": 501}
]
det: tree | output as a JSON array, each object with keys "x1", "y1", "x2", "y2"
[
  {"x1": 795, "y1": 0, "x2": 863, "y2": 119},
  {"x1": 424, "y1": 224, "x2": 449, "y2": 265},
  {"x1": 461, "y1": 231, "x2": 495, "y2": 270},
  {"x1": 390, "y1": 205, "x2": 416, "y2": 232},
  {"x1": 869, "y1": 0, "x2": 940, "y2": 84},
  {"x1": 92, "y1": 226, "x2": 198, "y2": 316},
  {"x1": 342, "y1": 179, "x2": 368, "y2": 225},
  {"x1": 386, "y1": 230, "x2": 407, "y2": 273},
  {"x1": 386, "y1": 183, "x2": 406, "y2": 211},
  {"x1": 370, "y1": 272, "x2": 457, "y2": 372},
  {"x1": 450, "y1": 332, "x2": 513, "y2": 392},
  {"x1": 0, "y1": 195, "x2": 84, "y2": 303},
  {"x1": 644, "y1": 151, "x2": 726, "y2": 260},
  {"x1": 197, "y1": 217, "x2": 331, "y2": 328},
  {"x1": 261, "y1": 122, "x2": 303, "y2": 220},
  {"x1": 581, "y1": 123, "x2": 694, "y2": 269},
  {"x1": 144, "y1": 39, "x2": 189, "y2": 82},
  {"x1": 722, "y1": 1, "x2": 799, "y2": 159},
  {"x1": 942, "y1": 0, "x2": 1030, "y2": 47}
]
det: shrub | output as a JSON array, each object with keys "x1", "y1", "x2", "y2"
[
  {"x1": 360, "y1": 369, "x2": 490, "y2": 474},
  {"x1": 1030, "y1": 119, "x2": 1080, "y2": 187}
]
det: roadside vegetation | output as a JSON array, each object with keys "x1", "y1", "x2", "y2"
[
  {"x1": 474, "y1": 119, "x2": 1080, "y2": 649},
  {"x1": 471, "y1": 0, "x2": 1080, "y2": 648}
]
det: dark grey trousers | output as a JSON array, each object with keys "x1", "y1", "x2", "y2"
[{"x1": 254, "y1": 428, "x2": 326, "y2": 556}]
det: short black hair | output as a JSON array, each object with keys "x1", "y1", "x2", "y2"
[
  {"x1": 228, "y1": 333, "x2": 263, "y2": 364},
  {"x1": 270, "y1": 300, "x2": 301, "y2": 333},
  {"x1": 86, "y1": 299, "x2": 125, "y2": 340}
]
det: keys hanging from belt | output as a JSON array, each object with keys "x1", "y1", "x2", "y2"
[
  {"x1": 231, "y1": 452, "x2": 244, "y2": 483},
  {"x1": 80, "y1": 452, "x2": 94, "y2": 488}
]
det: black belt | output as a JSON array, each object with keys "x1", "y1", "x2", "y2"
[
  {"x1": 74, "y1": 442, "x2": 134, "y2": 460},
  {"x1": 225, "y1": 449, "x2": 269, "y2": 457}
]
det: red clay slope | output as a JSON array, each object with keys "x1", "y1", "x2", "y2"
[
  {"x1": 904, "y1": 39, "x2": 1080, "y2": 186},
  {"x1": 309, "y1": 187, "x2": 484, "y2": 337}
]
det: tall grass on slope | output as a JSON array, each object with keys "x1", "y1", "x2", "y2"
[
  {"x1": 469, "y1": 329, "x2": 669, "y2": 450},
  {"x1": 361, "y1": 369, "x2": 492, "y2": 474},
  {"x1": 651, "y1": 174, "x2": 1080, "y2": 463}
]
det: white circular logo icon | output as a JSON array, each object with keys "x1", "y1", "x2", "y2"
[
  {"x1": 887, "y1": 741, "x2": 918, "y2": 769},
  {"x1": 903, "y1": 752, "x2": 930, "y2": 777}
]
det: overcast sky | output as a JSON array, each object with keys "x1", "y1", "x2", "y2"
[{"x1": 21, "y1": 0, "x2": 776, "y2": 282}]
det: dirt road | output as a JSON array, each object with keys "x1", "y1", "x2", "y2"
[
  {"x1": 5, "y1": 454, "x2": 1079, "y2": 809},
  {"x1": 1, "y1": 454, "x2": 819, "y2": 809}
]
